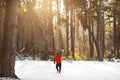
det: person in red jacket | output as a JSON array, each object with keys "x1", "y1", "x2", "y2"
[{"x1": 54, "y1": 52, "x2": 62, "y2": 73}]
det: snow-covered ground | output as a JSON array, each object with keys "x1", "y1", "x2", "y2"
[{"x1": 14, "y1": 60, "x2": 120, "y2": 80}]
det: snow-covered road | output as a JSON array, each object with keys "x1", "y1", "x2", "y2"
[{"x1": 15, "y1": 60, "x2": 120, "y2": 80}]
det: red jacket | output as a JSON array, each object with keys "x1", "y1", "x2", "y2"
[{"x1": 54, "y1": 53, "x2": 62, "y2": 64}]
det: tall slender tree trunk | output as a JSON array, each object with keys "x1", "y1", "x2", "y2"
[
  {"x1": 116, "y1": 32, "x2": 120, "y2": 58},
  {"x1": 66, "y1": 0, "x2": 70, "y2": 58},
  {"x1": 88, "y1": 0, "x2": 94, "y2": 58},
  {"x1": 99, "y1": 0, "x2": 104, "y2": 61},
  {"x1": 59, "y1": 28, "x2": 64, "y2": 50},
  {"x1": 116, "y1": 12, "x2": 120, "y2": 58},
  {"x1": 113, "y1": 0, "x2": 117, "y2": 56},
  {"x1": 83, "y1": 0, "x2": 87, "y2": 52},
  {"x1": 49, "y1": 0, "x2": 55, "y2": 54},
  {"x1": 70, "y1": 0, "x2": 75, "y2": 59},
  {"x1": 0, "y1": 0, "x2": 19, "y2": 78},
  {"x1": 97, "y1": 8, "x2": 100, "y2": 58},
  {"x1": 59, "y1": 0, "x2": 64, "y2": 50},
  {"x1": 56, "y1": 0, "x2": 60, "y2": 50},
  {"x1": 0, "y1": 8, "x2": 4, "y2": 51},
  {"x1": 73, "y1": 3, "x2": 76, "y2": 60},
  {"x1": 56, "y1": 0, "x2": 63, "y2": 51}
]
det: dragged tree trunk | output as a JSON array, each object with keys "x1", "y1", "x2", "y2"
[{"x1": 0, "y1": 0, "x2": 19, "y2": 78}]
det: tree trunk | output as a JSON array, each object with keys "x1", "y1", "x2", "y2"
[
  {"x1": 97, "y1": 8, "x2": 100, "y2": 58},
  {"x1": 70, "y1": 0, "x2": 75, "y2": 59},
  {"x1": 66, "y1": 0, "x2": 70, "y2": 58},
  {"x1": 116, "y1": 12, "x2": 120, "y2": 58},
  {"x1": 49, "y1": 0, "x2": 55, "y2": 54},
  {"x1": 57, "y1": 0, "x2": 64, "y2": 51},
  {"x1": 99, "y1": 0, "x2": 104, "y2": 61},
  {"x1": 113, "y1": 0, "x2": 117, "y2": 56},
  {"x1": 73, "y1": 3, "x2": 76, "y2": 60},
  {"x1": 59, "y1": 28, "x2": 64, "y2": 50},
  {"x1": 116, "y1": 32, "x2": 120, "y2": 58},
  {"x1": 0, "y1": 8, "x2": 5, "y2": 51},
  {"x1": 0, "y1": 0, "x2": 19, "y2": 78},
  {"x1": 88, "y1": 0, "x2": 94, "y2": 58}
]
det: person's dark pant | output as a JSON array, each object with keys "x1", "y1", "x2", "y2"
[{"x1": 56, "y1": 63, "x2": 61, "y2": 73}]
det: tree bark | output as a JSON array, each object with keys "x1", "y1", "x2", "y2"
[
  {"x1": 116, "y1": 12, "x2": 120, "y2": 58},
  {"x1": 99, "y1": 0, "x2": 104, "y2": 61},
  {"x1": 48, "y1": 0, "x2": 55, "y2": 54},
  {"x1": 66, "y1": 0, "x2": 70, "y2": 58},
  {"x1": 0, "y1": 0, "x2": 19, "y2": 78},
  {"x1": 0, "y1": 8, "x2": 5, "y2": 51},
  {"x1": 113, "y1": 0, "x2": 117, "y2": 56},
  {"x1": 70, "y1": 0, "x2": 75, "y2": 59},
  {"x1": 88, "y1": 0, "x2": 94, "y2": 58},
  {"x1": 59, "y1": 28, "x2": 64, "y2": 50}
]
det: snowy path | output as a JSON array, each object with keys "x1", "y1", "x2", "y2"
[{"x1": 15, "y1": 60, "x2": 120, "y2": 80}]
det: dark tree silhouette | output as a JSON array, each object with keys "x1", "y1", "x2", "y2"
[{"x1": 0, "y1": 0, "x2": 19, "y2": 78}]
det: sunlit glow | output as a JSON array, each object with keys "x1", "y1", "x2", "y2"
[
  {"x1": 52, "y1": 1, "x2": 57, "y2": 11},
  {"x1": 34, "y1": 0, "x2": 65, "y2": 16},
  {"x1": 60, "y1": 0, "x2": 64, "y2": 14},
  {"x1": 34, "y1": 0, "x2": 41, "y2": 10}
]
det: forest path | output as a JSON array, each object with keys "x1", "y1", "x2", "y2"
[{"x1": 15, "y1": 60, "x2": 120, "y2": 80}]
